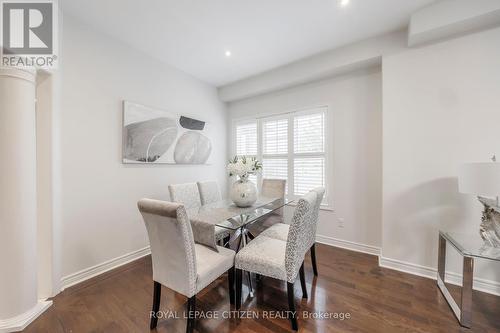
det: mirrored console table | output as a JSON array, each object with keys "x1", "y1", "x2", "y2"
[{"x1": 437, "y1": 231, "x2": 500, "y2": 328}]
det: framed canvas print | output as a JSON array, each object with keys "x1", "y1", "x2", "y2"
[{"x1": 122, "y1": 101, "x2": 213, "y2": 164}]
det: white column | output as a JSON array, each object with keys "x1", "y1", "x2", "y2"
[{"x1": 0, "y1": 67, "x2": 51, "y2": 331}]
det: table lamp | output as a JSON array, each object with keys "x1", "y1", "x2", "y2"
[{"x1": 458, "y1": 156, "x2": 500, "y2": 247}]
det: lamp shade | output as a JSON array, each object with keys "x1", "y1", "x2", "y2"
[{"x1": 458, "y1": 163, "x2": 500, "y2": 196}]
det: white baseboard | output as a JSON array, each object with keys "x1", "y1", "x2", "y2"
[
  {"x1": 379, "y1": 255, "x2": 500, "y2": 296},
  {"x1": 316, "y1": 234, "x2": 381, "y2": 256},
  {"x1": 0, "y1": 300, "x2": 52, "y2": 333},
  {"x1": 315, "y1": 234, "x2": 500, "y2": 296},
  {"x1": 60, "y1": 246, "x2": 151, "y2": 291},
  {"x1": 378, "y1": 256, "x2": 436, "y2": 279}
]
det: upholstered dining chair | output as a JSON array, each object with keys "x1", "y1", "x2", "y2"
[
  {"x1": 261, "y1": 178, "x2": 287, "y2": 198},
  {"x1": 169, "y1": 182, "x2": 230, "y2": 245},
  {"x1": 138, "y1": 199, "x2": 235, "y2": 333},
  {"x1": 235, "y1": 191, "x2": 318, "y2": 331},
  {"x1": 247, "y1": 179, "x2": 287, "y2": 239},
  {"x1": 197, "y1": 180, "x2": 221, "y2": 205},
  {"x1": 260, "y1": 187, "x2": 325, "y2": 276},
  {"x1": 168, "y1": 182, "x2": 202, "y2": 210}
]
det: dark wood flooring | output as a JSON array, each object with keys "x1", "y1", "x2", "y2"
[{"x1": 25, "y1": 244, "x2": 500, "y2": 333}]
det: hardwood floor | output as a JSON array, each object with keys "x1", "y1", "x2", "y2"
[{"x1": 25, "y1": 244, "x2": 500, "y2": 333}]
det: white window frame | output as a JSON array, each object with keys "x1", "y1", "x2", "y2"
[{"x1": 231, "y1": 105, "x2": 333, "y2": 210}]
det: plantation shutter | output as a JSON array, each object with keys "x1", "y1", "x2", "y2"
[
  {"x1": 293, "y1": 111, "x2": 325, "y2": 196},
  {"x1": 235, "y1": 122, "x2": 257, "y2": 156},
  {"x1": 262, "y1": 117, "x2": 288, "y2": 191},
  {"x1": 235, "y1": 121, "x2": 258, "y2": 183}
]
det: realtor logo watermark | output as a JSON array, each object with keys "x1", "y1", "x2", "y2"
[{"x1": 1, "y1": 0, "x2": 58, "y2": 68}]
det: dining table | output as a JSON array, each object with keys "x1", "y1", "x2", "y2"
[{"x1": 186, "y1": 196, "x2": 294, "y2": 296}]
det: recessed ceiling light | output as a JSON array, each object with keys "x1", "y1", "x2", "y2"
[
  {"x1": 225, "y1": 50, "x2": 232, "y2": 57},
  {"x1": 340, "y1": 0, "x2": 350, "y2": 7}
]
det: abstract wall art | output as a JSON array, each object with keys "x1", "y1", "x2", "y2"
[{"x1": 122, "y1": 101, "x2": 213, "y2": 164}]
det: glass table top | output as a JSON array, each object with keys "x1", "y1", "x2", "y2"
[
  {"x1": 188, "y1": 197, "x2": 293, "y2": 231},
  {"x1": 441, "y1": 231, "x2": 500, "y2": 261}
]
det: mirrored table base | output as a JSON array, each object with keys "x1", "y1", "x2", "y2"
[
  {"x1": 437, "y1": 232, "x2": 474, "y2": 328},
  {"x1": 225, "y1": 224, "x2": 255, "y2": 297}
]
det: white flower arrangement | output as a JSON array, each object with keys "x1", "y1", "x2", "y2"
[{"x1": 227, "y1": 156, "x2": 262, "y2": 180}]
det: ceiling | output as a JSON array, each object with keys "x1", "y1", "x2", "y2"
[{"x1": 62, "y1": 0, "x2": 436, "y2": 87}]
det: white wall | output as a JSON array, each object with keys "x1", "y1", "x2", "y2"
[
  {"x1": 228, "y1": 68, "x2": 382, "y2": 250},
  {"x1": 58, "y1": 16, "x2": 228, "y2": 280},
  {"x1": 382, "y1": 27, "x2": 500, "y2": 286}
]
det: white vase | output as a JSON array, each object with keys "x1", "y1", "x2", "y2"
[{"x1": 230, "y1": 176, "x2": 257, "y2": 207}]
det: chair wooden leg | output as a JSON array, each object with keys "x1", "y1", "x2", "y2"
[
  {"x1": 235, "y1": 269, "x2": 242, "y2": 310},
  {"x1": 150, "y1": 281, "x2": 161, "y2": 329},
  {"x1": 287, "y1": 282, "x2": 298, "y2": 331},
  {"x1": 228, "y1": 267, "x2": 235, "y2": 305},
  {"x1": 246, "y1": 271, "x2": 253, "y2": 296},
  {"x1": 299, "y1": 262, "x2": 308, "y2": 299},
  {"x1": 223, "y1": 235, "x2": 230, "y2": 248},
  {"x1": 311, "y1": 243, "x2": 318, "y2": 276},
  {"x1": 186, "y1": 296, "x2": 196, "y2": 333}
]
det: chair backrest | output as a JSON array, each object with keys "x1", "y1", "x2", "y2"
[
  {"x1": 309, "y1": 187, "x2": 325, "y2": 248},
  {"x1": 284, "y1": 191, "x2": 317, "y2": 283},
  {"x1": 168, "y1": 182, "x2": 202, "y2": 209},
  {"x1": 197, "y1": 181, "x2": 221, "y2": 205},
  {"x1": 261, "y1": 179, "x2": 286, "y2": 198},
  {"x1": 138, "y1": 199, "x2": 197, "y2": 297}
]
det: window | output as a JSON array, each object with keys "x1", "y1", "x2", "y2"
[
  {"x1": 235, "y1": 122, "x2": 257, "y2": 156},
  {"x1": 262, "y1": 117, "x2": 288, "y2": 193},
  {"x1": 234, "y1": 121, "x2": 258, "y2": 184},
  {"x1": 293, "y1": 112, "x2": 325, "y2": 196},
  {"x1": 233, "y1": 106, "x2": 328, "y2": 205}
]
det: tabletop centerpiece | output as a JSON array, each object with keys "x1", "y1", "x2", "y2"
[{"x1": 227, "y1": 156, "x2": 262, "y2": 207}]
